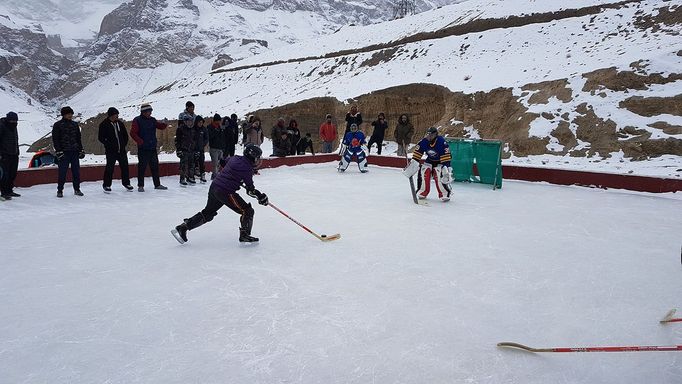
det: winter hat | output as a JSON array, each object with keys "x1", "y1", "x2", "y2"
[
  {"x1": 6, "y1": 112, "x2": 18, "y2": 122},
  {"x1": 107, "y1": 107, "x2": 119, "y2": 117},
  {"x1": 213, "y1": 113, "x2": 221, "y2": 121},
  {"x1": 60, "y1": 106, "x2": 74, "y2": 116},
  {"x1": 140, "y1": 103, "x2": 153, "y2": 113},
  {"x1": 230, "y1": 113, "x2": 238, "y2": 120},
  {"x1": 195, "y1": 115, "x2": 205, "y2": 124},
  {"x1": 326, "y1": 114, "x2": 332, "y2": 119},
  {"x1": 186, "y1": 101, "x2": 195, "y2": 108}
]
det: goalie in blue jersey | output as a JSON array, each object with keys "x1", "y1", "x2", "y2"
[
  {"x1": 403, "y1": 126, "x2": 452, "y2": 201},
  {"x1": 338, "y1": 123, "x2": 369, "y2": 173}
]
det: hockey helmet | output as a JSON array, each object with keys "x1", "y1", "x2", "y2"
[
  {"x1": 243, "y1": 144, "x2": 263, "y2": 164},
  {"x1": 427, "y1": 126, "x2": 438, "y2": 135},
  {"x1": 350, "y1": 123, "x2": 359, "y2": 132}
]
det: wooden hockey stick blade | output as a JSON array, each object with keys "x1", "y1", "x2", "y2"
[
  {"x1": 319, "y1": 233, "x2": 341, "y2": 242},
  {"x1": 661, "y1": 308, "x2": 678, "y2": 323},
  {"x1": 497, "y1": 342, "x2": 543, "y2": 352}
]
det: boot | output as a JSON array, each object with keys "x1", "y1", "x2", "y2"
[
  {"x1": 171, "y1": 223, "x2": 188, "y2": 244},
  {"x1": 187, "y1": 177, "x2": 196, "y2": 184},
  {"x1": 200, "y1": 173, "x2": 207, "y2": 183},
  {"x1": 239, "y1": 228, "x2": 259, "y2": 243},
  {"x1": 180, "y1": 177, "x2": 187, "y2": 186}
]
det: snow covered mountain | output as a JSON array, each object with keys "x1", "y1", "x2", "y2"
[{"x1": 66, "y1": 0, "x2": 679, "y2": 177}]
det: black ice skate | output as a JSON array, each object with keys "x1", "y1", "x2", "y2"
[
  {"x1": 239, "y1": 229, "x2": 259, "y2": 243},
  {"x1": 171, "y1": 223, "x2": 188, "y2": 244}
]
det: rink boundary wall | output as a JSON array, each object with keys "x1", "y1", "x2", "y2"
[{"x1": 14, "y1": 154, "x2": 682, "y2": 193}]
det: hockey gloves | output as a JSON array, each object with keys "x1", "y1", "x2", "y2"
[
  {"x1": 440, "y1": 165, "x2": 453, "y2": 184},
  {"x1": 402, "y1": 159, "x2": 420, "y2": 178},
  {"x1": 247, "y1": 188, "x2": 269, "y2": 206}
]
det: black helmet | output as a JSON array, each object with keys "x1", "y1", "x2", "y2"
[
  {"x1": 426, "y1": 126, "x2": 438, "y2": 135},
  {"x1": 243, "y1": 144, "x2": 262, "y2": 163}
]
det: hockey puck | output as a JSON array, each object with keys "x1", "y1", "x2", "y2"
[{"x1": 321, "y1": 235, "x2": 327, "y2": 237}]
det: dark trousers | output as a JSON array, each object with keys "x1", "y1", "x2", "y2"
[
  {"x1": 103, "y1": 151, "x2": 130, "y2": 187},
  {"x1": 0, "y1": 154, "x2": 19, "y2": 195},
  {"x1": 137, "y1": 149, "x2": 161, "y2": 187},
  {"x1": 179, "y1": 151, "x2": 194, "y2": 179},
  {"x1": 368, "y1": 136, "x2": 384, "y2": 155},
  {"x1": 195, "y1": 152, "x2": 205, "y2": 175},
  {"x1": 225, "y1": 143, "x2": 236, "y2": 157},
  {"x1": 57, "y1": 151, "x2": 81, "y2": 191},
  {"x1": 186, "y1": 185, "x2": 254, "y2": 234}
]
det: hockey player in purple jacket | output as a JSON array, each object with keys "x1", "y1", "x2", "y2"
[
  {"x1": 172, "y1": 144, "x2": 269, "y2": 243},
  {"x1": 338, "y1": 123, "x2": 368, "y2": 173},
  {"x1": 403, "y1": 126, "x2": 452, "y2": 201}
]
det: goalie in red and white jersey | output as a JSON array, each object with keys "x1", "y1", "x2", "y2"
[{"x1": 403, "y1": 127, "x2": 452, "y2": 201}]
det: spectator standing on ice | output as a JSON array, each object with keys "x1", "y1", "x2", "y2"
[
  {"x1": 208, "y1": 114, "x2": 226, "y2": 180},
  {"x1": 344, "y1": 105, "x2": 362, "y2": 134},
  {"x1": 193, "y1": 116, "x2": 208, "y2": 183},
  {"x1": 224, "y1": 113, "x2": 240, "y2": 157},
  {"x1": 338, "y1": 123, "x2": 368, "y2": 173},
  {"x1": 130, "y1": 103, "x2": 169, "y2": 192},
  {"x1": 0, "y1": 112, "x2": 20, "y2": 200},
  {"x1": 404, "y1": 126, "x2": 452, "y2": 202},
  {"x1": 175, "y1": 114, "x2": 195, "y2": 186},
  {"x1": 394, "y1": 114, "x2": 414, "y2": 157},
  {"x1": 319, "y1": 114, "x2": 337, "y2": 153},
  {"x1": 368, "y1": 112, "x2": 388, "y2": 155},
  {"x1": 172, "y1": 144, "x2": 269, "y2": 244},
  {"x1": 52, "y1": 106, "x2": 85, "y2": 198},
  {"x1": 98, "y1": 107, "x2": 133, "y2": 192}
]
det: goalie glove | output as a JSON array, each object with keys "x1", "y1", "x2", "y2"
[
  {"x1": 402, "y1": 159, "x2": 420, "y2": 178},
  {"x1": 440, "y1": 165, "x2": 453, "y2": 184},
  {"x1": 361, "y1": 145, "x2": 368, "y2": 153}
]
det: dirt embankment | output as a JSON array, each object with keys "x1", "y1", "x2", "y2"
[{"x1": 32, "y1": 68, "x2": 682, "y2": 161}]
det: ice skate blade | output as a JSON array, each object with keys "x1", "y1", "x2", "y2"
[{"x1": 171, "y1": 229, "x2": 185, "y2": 244}]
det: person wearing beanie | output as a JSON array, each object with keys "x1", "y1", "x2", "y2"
[
  {"x1": 223, "y1": 113, "x2": 239, "y2": 157},
  {"x1": 0, "y1": 112, "x2": 20, "y2": 200},
  {"x1": 98, "y1": 107, "x2": 133, "y2": 192},
  {"x1": 208, "y1": 114, "x2": 226, "y2": 180},
  {"x1": 192, "y1": 115, "x2": 209, "y2": 183},
  {"x1": 130, "y1": 103, "x2": 169, "y2": 191},
  {"x1": 368, "y1": 112, "x2": 388, "y2": 155},
  {"x1": 52, "y1": 106, "x2": 85, "y2": 197},
  {"x1": 319, "y1": 113, "x2": 337, "y2": 153}
]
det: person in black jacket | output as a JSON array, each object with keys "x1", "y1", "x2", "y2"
[
  {"x1": 53, "y1": 106, "x2": 85, "y2": 198},
  {"x1": 208, "y1": 114, "x2": 226, "y2": 180},
  {"x1": 296, "y1": 133, "x2": 315, "y2": 156},
  {"x1": 287, "y1": 119, "x2": 302, "y2": 155},
  {"x1": 175, "y1": 114, "x2": 195, "y2": 185},
  {"x1": 193, "y1": 116, "x2": 209, "y2": 183},
  {"x1": 98, "y1": 107, "x2": 133, "y2": 192},
  {"x1": 344, "y1": 105, "x2": 362, "y2": 134},
  {"x1": 0, "y1": 112, "x2": 20, "y2": 200},
  {"x1": 368, "y1": 112, "x2": 388, "y2": 155},
  {"x1": 223, "y1": 114, "x2": 239, "y2": 157}
]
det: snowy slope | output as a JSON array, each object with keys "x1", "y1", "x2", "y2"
[
  {"x1": 65, "y1": 0, "x2": 681, "y2": 177},
  {"x1": 1, "y1": 165, "x2": 681, "y2": 383}
]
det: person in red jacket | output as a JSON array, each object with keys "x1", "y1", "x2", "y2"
[
  {"x1": 130, "y1": 103, "x2": 169, "y2": 192},
  {"x1": 319, "y1": 114, "x2": 337, "y2": 153}
]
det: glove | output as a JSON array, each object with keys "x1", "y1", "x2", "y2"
[
  {"x1": 361, "y1": 145, "x2": 368, "y2": 153},
  {"x1": 246, "y1": 188, "x2": 262, "y2": 199},
  {"x1": 402, "y1": 159, "x2": 420, "y2": 178},
  {"x1": 440, "y1": 166, "x2": 453, "y2": 184},
  {"x1": 257, "y1": 193, "x2": 268, "y2": 206},
  {"x1": 176, "y1": 150, "x2": 183, "y2": 159},
  {"x1": 56, "y1": 151, "x2": 64, "y2": 161},
  {"x1": 79, "y1": 151, "x2": 85, "y2": 159}
]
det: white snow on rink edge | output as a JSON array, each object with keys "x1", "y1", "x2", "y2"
[{"x1": 1, "y1": 163, "x2": 681, "y2": 383}]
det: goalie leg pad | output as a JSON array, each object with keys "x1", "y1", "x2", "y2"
[{"x1": 417, "y1": 164, "x2": 432, "y2": 198}]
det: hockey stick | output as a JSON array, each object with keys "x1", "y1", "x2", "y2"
[
  {"x1": 268, "y1": 202, "x2": 340, "y2": 242},
  {"x1": 402, "y1": 144, "x2": 424, "y2": 205},
  {"x1": 661, "y1": 309, "x2": 682, "y2": 323},
  {"x1": 497, "y1": 342, "x2": 682, "y2": 353}
]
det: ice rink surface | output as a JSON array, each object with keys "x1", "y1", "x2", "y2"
[{"x1": 1, "y1": 163, "x2": 681, "y2": 383}]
